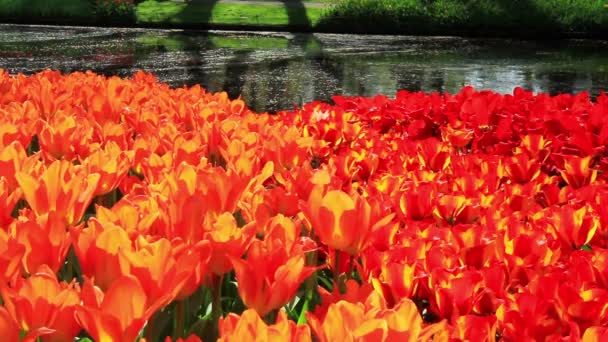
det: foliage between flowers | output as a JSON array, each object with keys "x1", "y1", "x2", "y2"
[{"x1": 1, "y1": 69, "x2": 608, "y2": 341}]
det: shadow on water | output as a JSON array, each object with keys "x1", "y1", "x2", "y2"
[
  {"x1": 2, "y1": 24, "x2": 608, "y2": 112},
  {"x1": 164, "y1": 0, "x2": 319, "y2": 111}
]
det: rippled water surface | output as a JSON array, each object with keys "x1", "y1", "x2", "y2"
[{"x1": 1, "y1": 24, "x2": 608, "y2": 112}]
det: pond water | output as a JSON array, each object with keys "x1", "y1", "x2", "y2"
[{"x1": 1, "y1": 24, "x2": 608, "y2": 113}]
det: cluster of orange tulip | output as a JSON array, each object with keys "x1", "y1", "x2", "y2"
[{"x1": 1, "y1": 69, "x2": 608, "y2": 341}]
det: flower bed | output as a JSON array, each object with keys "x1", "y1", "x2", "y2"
[{"x1": 1, "y1": 69, "x2": 608, "y2": 341}]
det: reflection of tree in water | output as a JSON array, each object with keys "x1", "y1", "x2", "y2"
[
  {"x1": 168, "y1": 0, "x2": 349, "y2": 113},
  {"x1": 540, "y1": 70, "x2": 577, "y2": 95},
  {"x1": 221, "y1": 32, "x2": 344, "y2": 113}
]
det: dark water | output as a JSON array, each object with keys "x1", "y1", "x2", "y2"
[{"x1": 1, "y1": 24, "x2": 608, "y2": 113}]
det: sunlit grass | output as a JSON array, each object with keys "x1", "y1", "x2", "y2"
[{"x1": 136, "y1": 0, "x2": 326, "y2": 27}]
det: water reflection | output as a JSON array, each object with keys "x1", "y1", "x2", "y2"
[{"x1": 1, "y1": 24, "x2": 607, "y2": 113}]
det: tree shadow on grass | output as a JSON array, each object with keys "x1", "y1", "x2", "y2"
[
  {"x1": 179, "y1": 0, "x2": 314, "y2": 31},
  {"x1": 280, "y1": 0, "x2": 311, "y2": 30}
]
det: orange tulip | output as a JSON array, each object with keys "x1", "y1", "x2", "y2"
[
  {"x1": 301, "y1": 187, "x2": 394, "y2": 255},
  {"x1": 15, "y1": 159, "x2": 100, "y2": 225},
  {"x1": 496, "y1": 291, "x2": 566, "y2": 340},
  {"x1": 505, "y1": 153, "x2": 542, "y2": 184},
  {"x1": 0, "y1": 306, "x2": 54, "y2": 342},
  {"x1": 11, "y1": 210, "x2": 72, "y2": 274},
  {"x1": 555, "y1": 284, "x2": 608, "y2": 332},
  {"x1": 38, "y1": 113, "x2": 96, "y2": 160},
  {"x1": 549, "y1": 204, "x2": 599, "y2": 249},
  {"x1": 95, "y1": 195, "x2": 162, "y2": 239},
  {"x1": 560, "y1": 155, "x2": 598, "y2": 189},
  {"x1": 1, "y1": 265, "x2": 81, "y2": 342},
  {"x1": 450, "y1": 315, "x2": 497, "y2": 342},
  {"x1": 75, "y1": 275, "x2": 172, "y2": 342},
  {"x1": 0, "y1": 177, "x2": 21, "y2": 226},
  {"x1": 219, "y1": 309, "x2": 311, "y2": 342},
  {"x1": 83, "y1": 141, "x2": 131, "y2": 196},
  {"x1": 583, "y1": 326, "x2": 608, "y2": 342},
  {"x1": 173, "y1": 238, "x2": 213, "y2": 300},
  {"x1": 123, "y1": 236, "x2": 201, "y2": 302},
  {"x1": 397, "y1": 182, "x2": 435, "y2": 221},
  {"x1": 206, "y1": 212, "x2": 256, "y2": 275},
  {"x1": 433, "y1": 194, "x2": 480, "y2": 226},
  {"x1": 0, "y1": 306, "x2": 21, "y2": 342},
  {"x1": 417, "y1": 138, "x2": 451, "y2": 172},
  {"x1": 441, "y1": 121, "x2": 474, "y2": 148},
  {"x1": 0, "y1": 140, "x2": 28, "y2": 191},
  {"x1": 307, "y1": 294, "x2": 444, "y2": 342},
  {"x1": 72, "y1": 219, "x2": 132, "y2": 291},
  {"x1": 231, "y1": 239, "x2": 316, "y2": 316},
  {"x1": 314, "y1": 279, "x2": 374, "y2": 321},
  {"x1": 0, "y1": 228, "x2": 24, "y2": 285},
  {"x1": 0, "y1": 141, "x2": 29, "y2": 225}
]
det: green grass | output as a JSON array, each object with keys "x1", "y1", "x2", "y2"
[
  {"x1": 317, "y1": 0, "x2": 608, "y2": 37},
  {"x1": 0, "y1": 0, "x2": 606, "y2": 37},
  {"x1": 136, "y1": 0, "x2": 326, "y2": 27},
  {"x1": 0, "y1": 0, "x2": 92, "y2": 18}
]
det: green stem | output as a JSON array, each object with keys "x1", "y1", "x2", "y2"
[
  {"x1": 174, "y1": 300, "x2": 185, "y2": 339},
  {"x1": 263, "y1": 309, "x2": 279, "y2": 325},
  {"x1": 333, "y1": 250, "x2": 341, "y2": 292},
  {"x1": 348, "y1": 254, "x2": 355, "y2": 280},
  {"x1": 210, "y1": 274, "x2": 224, "y2": 341}
]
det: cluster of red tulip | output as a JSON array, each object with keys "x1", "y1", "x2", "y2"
[{"x1": 1, "y1": 69, "x2": 608, "y2": 341}]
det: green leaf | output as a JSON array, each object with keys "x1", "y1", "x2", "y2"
[{"x1": 296, "y1": 296, "x2": 310, "y2": 325}]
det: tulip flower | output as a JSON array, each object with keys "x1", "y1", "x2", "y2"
[
  {"x1": 124, "y1": 236, "x2": 201, "y2": 302},
  {"x1": 417, "y1": 138, "x2": 451, "y2": 172},
  {"x1": 38, "y1": 114, "x2": 96, "y2": 160},
  {"x1": 307, "y1": 294, "x2": 445, "y2": 342},
  {"x1": 11, "y1": 210, "x2": 72, "y2": 274},
  {"x1": 219, "y1": 309, "x2": 311, "y2": 342},
  {"x1": 0, "y1": 177, "x2": 21, "y2": 226},
  {"x1": 549, "y1": 204, "x2": 599, "y2": 249},
  {"x1": 433, "y1": 194, "x2": 480, "y2": 226},
  {"x1": 0, "y1": 306, "x2": 54, "y2": 342},
  {"x1": 0, "y1": 228, "x2": 24, "y2": 285},
  {"x1": 1, "y1": 265, "x2": 81, "y2": 342},
  {"x1": 231, "y1": 239, "x2": 316, "y2": 317},
  {"x1": 75, "y1": 275, "x2": 173, "y2": 342},
  {"x1": 449, "y1": 315, "x2": 497, "y2": 341},
  {"x1": 583, "y1": 327, "x2": 608, "y2": 342},
  {"x1": 202, "y1": 211, "x2": 256, "y2": 275},
  {"x1": 72, "y1": 219, "x2": 132, "y2": 291},
  {"x1": 0, "y1": 140, "x2": 28, "y2": 191},
  {"x1": 83, "y1": 141, "x2": 131, "y2": 196},
  {"x1": 560, "y1": 155, "x2": 598, "y2": 189},
  {"x1": 15, "y1": 159, "x2": 100, "y2": 225},
  {"x1": 301, "y1": 187, "x2": 394, "y2": 255}
]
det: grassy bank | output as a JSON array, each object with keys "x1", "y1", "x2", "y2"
[
  {"x1": 0, "y1": 0, "x2": 327, "y2": 31},
  {"x1": 317, "y1": 0, "x2": 608, "y2": 37},
  {"x1": 1, "y1": 0, "x2": 607, "y2": 38},
  {"x1": 136, "y1": 0, "x2": 325, "y2": 29}
]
